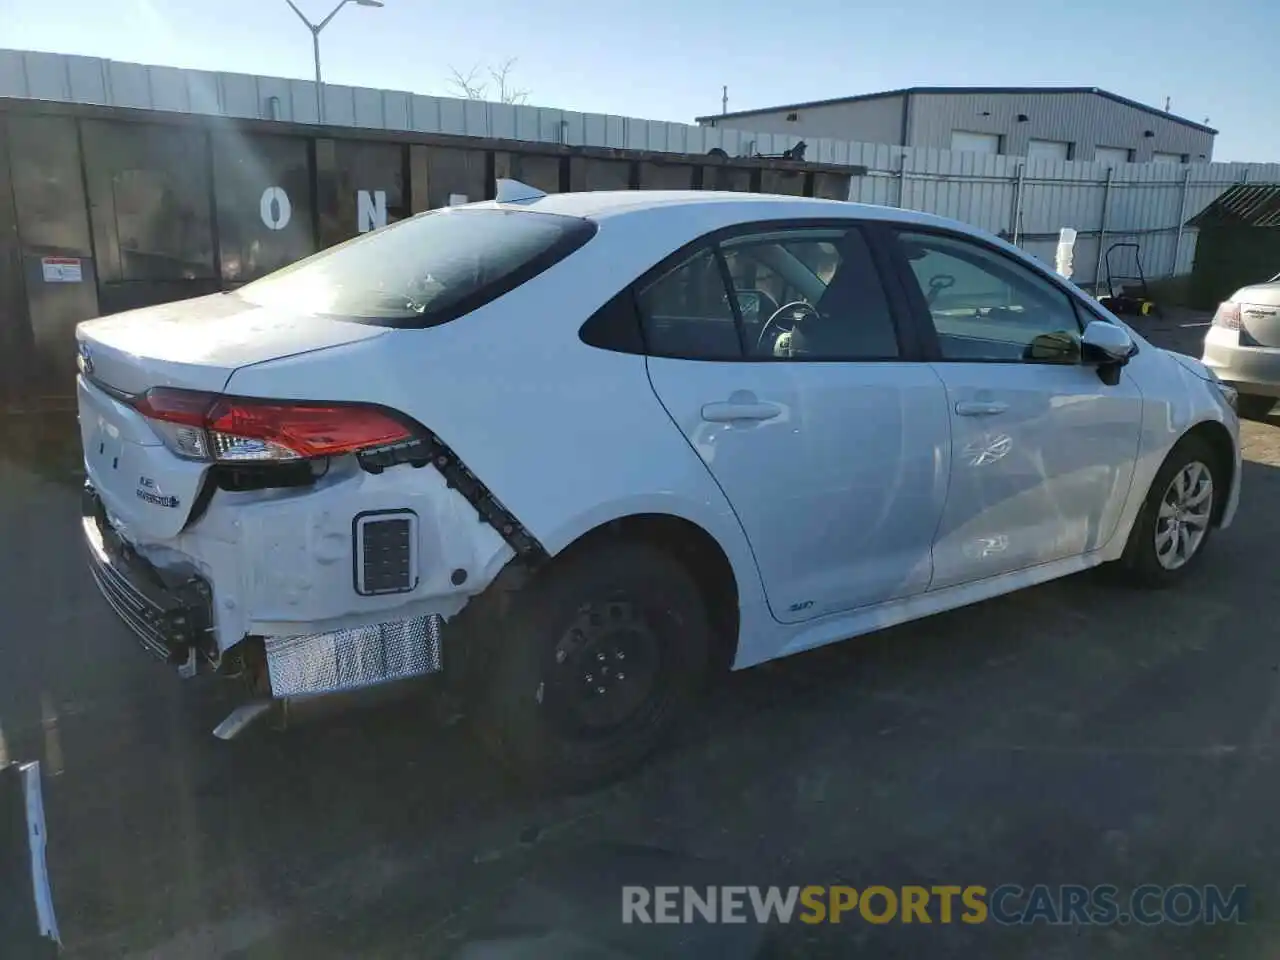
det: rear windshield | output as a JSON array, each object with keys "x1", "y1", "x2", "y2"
[{"x1": 236, "y1": 207, "x2": 596, "y2": 327}]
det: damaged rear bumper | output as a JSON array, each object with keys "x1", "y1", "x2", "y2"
[
  {"x1": 82, "y1": 486, "x2": 213, "y2": 673},
  {"x1": 82, "y1": 482, "x2": 457, "y2": 732}
]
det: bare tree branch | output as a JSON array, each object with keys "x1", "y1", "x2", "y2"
[
  {"x1": 489, "y1": 57, "x2": 530, "y2": 105},
  {"x1": 446, "y1": 64, "x2": 487, "y2": 100},
  {"x1": 445, "y1": 58, "x2": 529, "y2": 104}
]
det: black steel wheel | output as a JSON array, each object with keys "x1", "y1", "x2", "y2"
[{"x1": 474, "y1": 540, "x2": 712, "y2": 789}]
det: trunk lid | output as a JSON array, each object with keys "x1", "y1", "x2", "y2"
[
  {"x1": 76, "y1": 293, "x2": 388, "y2": 542},
  {"x1": 1232, "y1": 281, "x2": 1280, "y2": 348},
  {"x1": 75, "y1": 292, "x2": 388, "y2": 395}
]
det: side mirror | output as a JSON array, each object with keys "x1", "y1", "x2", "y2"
[
  {"x1": 1081, "y1": 320, "x2": 1136, "y2": 363},
  {"x1": 1080, "y1": 320, "x2": 1136, "y2": 385}
]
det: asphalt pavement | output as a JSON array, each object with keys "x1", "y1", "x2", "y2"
[{"x1": 2, "y1": 314, "x2": 1279, "y2": 959}]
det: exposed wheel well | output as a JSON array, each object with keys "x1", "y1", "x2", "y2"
[
  {"x1": 557, "y1": 515, "x2": 741, "y2": 676},
  {"x1": 1182, "y1": 420, "x2": 1235, "y2": 525}
]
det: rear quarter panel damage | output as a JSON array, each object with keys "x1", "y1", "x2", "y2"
[
  {"x1": 222, "y1": 211, "x2": 775, "y2": 657},
  {"x1": 153, "y1": 458, "x2": 512, "y2": 652}
]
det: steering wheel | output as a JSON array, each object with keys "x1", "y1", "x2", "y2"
[
  {"x1": 926, "y1": 274, "x2": 955, "y2": 307},
  {"x1": 756, "y1": 300, "x2": 819, "y2": 355}
]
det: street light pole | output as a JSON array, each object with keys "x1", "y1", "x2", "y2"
[
  {"x1": 283, "y1": 0, "x2": 384, "y2": 124},
  {"x1": 311, "y1": 28, "x2": 323, "y2": 121}
]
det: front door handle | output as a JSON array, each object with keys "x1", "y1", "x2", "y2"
[
  {"x1": 701, "y1": 400, "x2": 783, "y2": 423},
  {"x1": 954, "y1": 400, "x2": 1009, "y2": 417}
]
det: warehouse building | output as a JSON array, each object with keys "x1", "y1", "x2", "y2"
[{"x1": 697, "y1": 87, "x2": 1217, "y2": 164}]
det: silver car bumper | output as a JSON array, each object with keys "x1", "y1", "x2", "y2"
[{"x1": 1203, "y1": 327, "x2": 1280, "y2": 397}]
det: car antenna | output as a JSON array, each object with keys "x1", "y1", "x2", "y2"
[{"x1": 494, "y1": 179, "x2": 547, "y2": 204}]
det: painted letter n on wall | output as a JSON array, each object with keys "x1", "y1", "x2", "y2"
[{"x1": 358, "y1": 190, "x2": 388, "y2": 233}]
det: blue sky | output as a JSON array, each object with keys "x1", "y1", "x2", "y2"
[{"x1": 1, "y1": 0, "x2": 1274, "y2": 161}]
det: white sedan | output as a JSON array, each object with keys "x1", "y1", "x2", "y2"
[{"x1": 76, "y1": 183, "x2": 1241, "y2": 786}]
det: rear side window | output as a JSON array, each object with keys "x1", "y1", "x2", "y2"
[
  {"x1": 236, "y1": 208, "x2": 596, "y2": 327},
  {"x1": 580, "y1": 290, "x2": 646, "y2": 353},
  {"x1": 637, "y1": 247, "x2": 742, "y2": 360}
]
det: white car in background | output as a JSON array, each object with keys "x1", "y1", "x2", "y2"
[
  {"x1": 77, "y1": 183, "x2": 1240, "y2": 786},
  {"x1": 1203, "y1": 273, "x2": 1280, "y2": 420}
]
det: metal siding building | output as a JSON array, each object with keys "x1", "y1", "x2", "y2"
[
  {"x1": 699, "y1": 93, "x2": 908, "y2": 145},
  {"x1": 698, "y1": 87, "x2": 1217, "y2": 164}
]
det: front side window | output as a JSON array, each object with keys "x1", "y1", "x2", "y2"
[
  {"x1": 895, "y1": 231, "x2": 1082, "y2": 362},
  {"x1": 236, "y1": 208, "x2": 596, "y2": 326}
]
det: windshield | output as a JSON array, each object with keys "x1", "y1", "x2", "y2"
[{"x1": 236, "y1": 207, "x2": 596, "y2": 325}]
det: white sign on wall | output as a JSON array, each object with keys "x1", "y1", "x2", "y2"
[
  {"x1": 41, "y1": 257, "x2": 82, "y2": 283},
  {"x1": 357, "y1": 190, "x2": 388, "y2": 233},
  {"x1": 260, "y1": 187, "x2": 292, "y2": 231}
]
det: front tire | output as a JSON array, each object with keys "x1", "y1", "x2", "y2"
[
  {"x1": 1236, "y1": 395, "x2": 1274, "y2": 421},
  {"x1": 1115, "y1": 435, "x2": 1221, "y2": 588},
  {"x1": 473, "y1": 541, "x2": 712, "y2": 789}
]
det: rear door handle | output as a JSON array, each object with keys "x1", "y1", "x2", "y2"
[
  {"x1": 701, "y1": 400, "x2": 783, "y2": 423},
  {"x1": 954, "y1": 400, "x2": 1009, "y2": 417}
]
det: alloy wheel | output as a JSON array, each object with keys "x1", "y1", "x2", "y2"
[{"x1": 1154, "y1": 460, "x2": 1213, "y2": 570}]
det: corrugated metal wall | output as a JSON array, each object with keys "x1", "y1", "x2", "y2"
[
  {"x1": 908, "y1": 91, "x2": 1215, "y2": 162},
  {"x1": 847, "y1": 149, "x2": 1280, "y2": 288},
  {"x1": 0, "y1": 48, "x2": 832, "y2": 160},
  {"x1": 0, "y1": 95, "x2": 860, "y2": 400},
  {"x1": 702, "y1": 96, "x2": 907, "y2": 145},
  {"x1": 3, "y1": 48, "x2": 1280, "y2": 288}
]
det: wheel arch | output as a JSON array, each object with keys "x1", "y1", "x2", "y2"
[
  {"x1": 1180, "y1": 419, "x2": 1235, "y2": 525},
  {"x1": 553, "y1": 513, "x2": 744, "y2": 676}
]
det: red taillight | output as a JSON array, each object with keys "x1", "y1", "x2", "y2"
[
  {"x1": 1213, "y1": 301, "x2": 1242, "y2": 330},
  {"x1": 129, "y1": 388, "x2": 413, "y2": 462},
  {"x1": 132, "y1": 387, "x2": 217, "y2": 426},
  {"x1": 206, "y1": 398, "x2": 412, "y2": 460}
]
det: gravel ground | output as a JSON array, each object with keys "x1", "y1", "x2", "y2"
[{"x1": 2, "y1": 313, "x2": 1279, "y2": 959}]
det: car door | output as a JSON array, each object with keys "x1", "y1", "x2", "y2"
[
  {"x1": 641, "y1": 222, "x2": 951, "y2": 623},
  {"x1": 884, "y1": 227, "x2": 1144, "y2": 590}
]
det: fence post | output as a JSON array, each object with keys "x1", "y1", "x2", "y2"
[
  {"x1": 1172, "y1": 166, "x2": 1192, "y2": 278},
  {"x1": 898, "y1": 151, "x2": 909, "y2": 208},
  {"x1": 1012, "y1": 162, "x2": 1027, "y2": 246},
  {"x1": 1093, "y1": 167, "x2": 1114, "y2": 295}
]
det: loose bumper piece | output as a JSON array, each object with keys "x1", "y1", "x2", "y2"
[{"x1": 263, "y1": 613, "x2": 444, "y2": 698}]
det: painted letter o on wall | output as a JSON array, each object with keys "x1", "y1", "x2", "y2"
[{"x1": 260, "y1": 187, "x2": 292, "y2": 231}]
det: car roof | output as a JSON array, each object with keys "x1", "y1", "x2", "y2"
[{"x1": 469, "y1": 189, "x2": 960, "y2": 231}]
